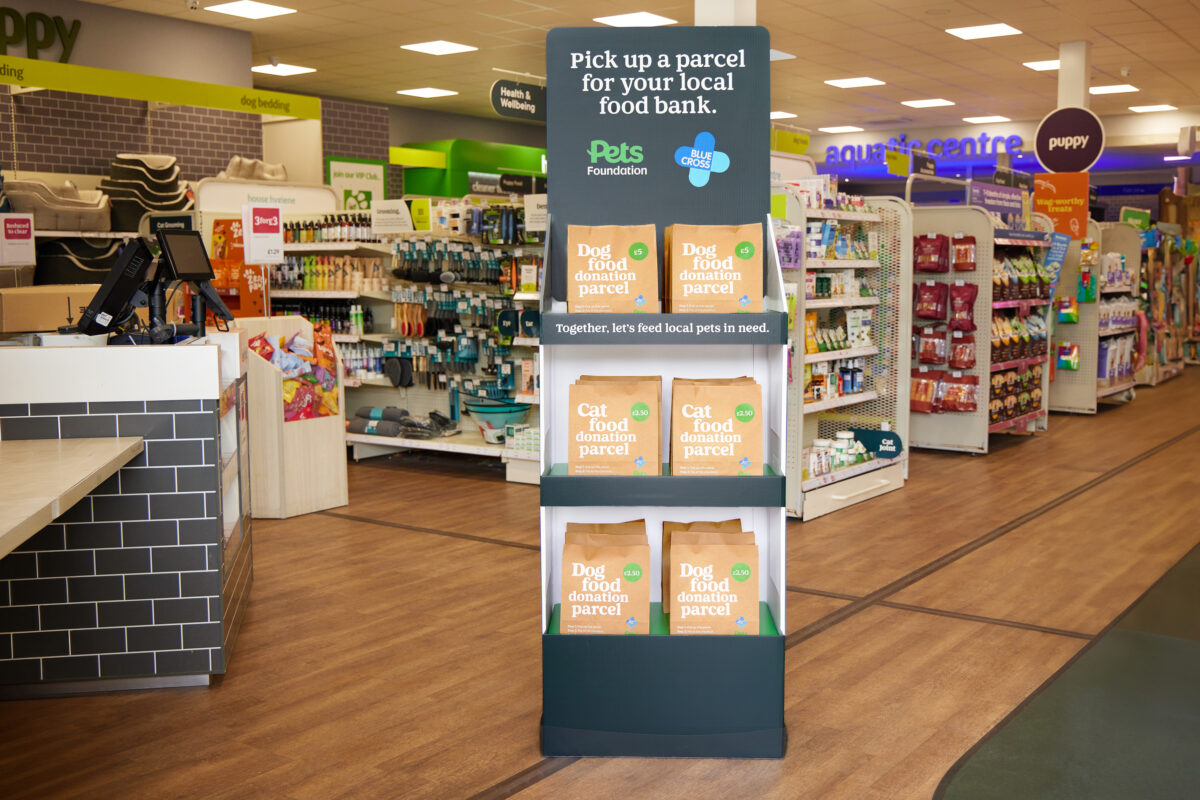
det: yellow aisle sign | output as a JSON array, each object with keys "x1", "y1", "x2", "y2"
[
  {"x1": 885, "y1": 149, "x2": 911, "y2": 177},
  {"x1": 0, "y1": 54, "x2": 320, "y2": 120},
  {"x1": 771, "y1": 128, "x2": 810, "y2": 155},
  {"x1": 408, "y1": 198, "x2": 431, "y2": 231}
]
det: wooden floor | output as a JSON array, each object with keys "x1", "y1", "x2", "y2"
[{"x1": 2, "y1": 371, "x2": 1198, "y2": 800}]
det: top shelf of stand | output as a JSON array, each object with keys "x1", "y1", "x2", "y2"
[
  {"x1": 282, "y1": 242, "x2": 391, "y2": 256},
  {"x1": 35, "y1": 230, "x2": 139, "y2": 239},
  {"x1": 801, "y1": 208, "x2": 881, "y2": 222},
  {"x1": 539, "y1": 311, "x2": 788, "y2": 345}
]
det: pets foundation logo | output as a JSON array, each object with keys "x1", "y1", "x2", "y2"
[{"x1": 674, "y1": 131, "x2": 729, "y2": 187}]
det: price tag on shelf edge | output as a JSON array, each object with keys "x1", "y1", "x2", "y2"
[{"x1": 241, "y1": 204, "x2": 284, "y2": 265}]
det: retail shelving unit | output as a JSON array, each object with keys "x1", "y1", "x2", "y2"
[
  {"x1": 1137, "y1": 223, "x2": 1188, "y2": 386},
  {"x1": 538, "y1": 221, "x2": 788, "y2": 757},
  {"x1": 782, "y1": 193, "x2": 912, "y2": 520},
  {"x1": 1050, "y1": 221, "x2": 1140, "y2": 413},
  {"x1": 909, "y1": 206, "x2": 1052, "y2": 453}
]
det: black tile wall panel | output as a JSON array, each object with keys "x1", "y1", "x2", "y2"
[
  {"x1": 180, "y1": 571, "x2": 220, "y2": 598},
  {"x1": 0, "y1": 659, "x2": 40, "y2": 683},
  {"x1": 0, "y1": 635, "x2": 9, "y2": 660},
  {"x1": 65, "y1": 523, "x2": 122, "y2": 550},
  {"x1": 148, "y1": 440, "x2": 203, "y2": 467},
  {"x1": 1, "y1": 416, "x2": 58, "y2": 439},
  {"x1": 127, "y1": 624, "x2": 182, "y2": 652},
  {"x1": 150, "y1": 493, "x2": 205, "y2": 521},
  {"x1": 92, "y1": 494, "x2": 149, "y2": 522},
  {"x1": 100, "y1": 652, "x2": 154, "y2": 678},
  {"x1": 57, "y1": 498, "x2": 93, "y2": 524},
  {"x1": 30, "y1": 402, "x2": 87, "y2": 416},
  {"x1": 37, "y1": 550, "x2": 95, "y2": 578},
  {"x1": 11, "y1": 579, "x2": 67, "y2": 605},
  {"x1": 125, "y1": 573, "x2": 180, "y2": 600},
  {"x1": 122, "y1": 521, "x2": 178, "y2": 547},
  {"x1": 176, "y1": 466, "x2": 217, "y2": 493},
  {"x1": 69, "y1": 628, "x2": 126, "y2": 655},
  {"x1": 154, "y1": 598, "x2": 208, "y2": 625},
  {"x1": 43, "y1": 656, "x2": 99, "y2": 681},
  {"x1": 59, "y1": 414, "x2": 116, "y2": 438},
  {"x1": 117, "y1": 414, "x2": 174, "y2": 440},
  {"x1": 67, "y1": 576, "x2": 124, "y2": 602},
  {"x1": 13, "y1": 631, "x2": 69, "y2": 658},
  {"x1": 155, "y1": 649, "x2": 210, "y2": 675},
  {"x1": 40, "y1": 603, "x2": 97, "y2": 630},
  {"x1": 146, "y1": 400, "x2": 200, "y2": 412},
  {"x1": 205, "y1": 492, "x2": 219, "y2": 518},
  {"x1": 0, "y1": 606, "x2": 38, "y2": 632},
  {"x1": 90, "y1": 473, "x2": 122, "y2": 496},
  {"x1": 0, "y1": 403, "x2": 29, "y2": 416},
  {"x1": 182, "y1": 622, "x2": 222, "y2": 649},
  {"x1": 173, "y1": 413, "x2": 218, "y2": 439},
  {"x1": 94, "y1": 548, "x2": 150, "y2": 575},
  {"x1": 208, "y1": 597, "x2": 222, "y2": 621},
  {"x1": 179, "y1": 519, "x2": 219, "y2": 545},
  {"x1": 98, "y1": 601, "x2": 153, "y2": 628},
  {"x1": 152, "y1": 546, "x2": 207, "y2": 573},
  {"x1": 0, "y1": 553, "x2": 36, "y2": 579},
  {"x1": 16, "y1": 526, "x2": 65, "y2": 553},
  {"x1": 120, "y1": 468, "x2": 176, "y2": 495},
  {"x1": 88, "y1": 401, "x2": 144, "y2": 414}
]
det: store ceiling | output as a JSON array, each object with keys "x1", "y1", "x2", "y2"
[{"x1": 88, "y1": 0, "x2": 1200, "y2": 131}]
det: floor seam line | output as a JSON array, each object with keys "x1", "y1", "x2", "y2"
[
  {"x1": 319, "y1": 511, "x2": 540, "y2": 552},
  {"x1": 785, "y1": 585, "x2": 862, "y2": 601},
  {"x1": 465, "y1": 756, "x2": 581, "y2": 800},
  {"x1": 875, "y1": 600, "x2": 1095, "y2": 640},
  {"x1": 784, "y1": 422, "x2": 1200, "y2": 651}
]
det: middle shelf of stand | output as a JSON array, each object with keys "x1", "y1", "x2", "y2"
[
  {"x1": 804, "y1": 296, "x2": 880, "y2": 310},
  {"x1": 539, "y1": 464, "x2": 784, "y2": 507},
  {"x1": 803, "y1": 345, "x2": 878, "y2": 364},
  {"x1": 991, "y1": 355, "x2": 1049, "y2": 372},
  {"x1": 802, "y1": 390, "x2": 879, "y2": 415}
]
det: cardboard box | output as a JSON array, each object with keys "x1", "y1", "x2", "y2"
[
  {"x1": 0, "y1": 284, "x2": 99, "y2": 333},
  {"x1": 0, "y1": 265, "x2": 35, "y2": 288}
]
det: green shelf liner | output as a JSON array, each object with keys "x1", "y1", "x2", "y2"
[{"x1": 547, "y1": 601, "x2": 779, "y2": 636}]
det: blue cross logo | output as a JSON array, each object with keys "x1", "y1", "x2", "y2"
[{"x1": 674, "y1": 131, "x2": 730, "y2": 187}]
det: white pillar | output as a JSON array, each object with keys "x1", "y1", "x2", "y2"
[
  {"x1": 1057, "y1": 41, "x2": 1090, "y2": 109},
  {"x1": 694, "y1": 0, "x2": 756, "y2": 26}
]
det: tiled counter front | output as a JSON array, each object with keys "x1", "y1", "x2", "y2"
[{"x1": 0, "y1": 346, "x2": 250, "y2": 690}]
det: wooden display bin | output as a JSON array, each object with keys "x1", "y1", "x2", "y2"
[{"x1": 239, "y1": 316, "x2": 348, "y2": 518}]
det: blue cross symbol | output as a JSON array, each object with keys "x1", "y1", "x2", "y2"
[{"x1": 674, "y1": 131, "x2": 730, "y2": 187}]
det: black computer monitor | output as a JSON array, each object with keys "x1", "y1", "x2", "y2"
[
  {"x1": 155, "y1": 229, "x2": 234, "y2": 321},
  {"x1": 78, "y1": 237, "x2": 155, "y2": 335}
]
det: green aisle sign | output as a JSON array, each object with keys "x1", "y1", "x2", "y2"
[{"x1": 0, "y1": 53, "x2": 320, "y2": 119}]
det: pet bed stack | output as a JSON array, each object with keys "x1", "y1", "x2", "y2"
[
  {"x1": 100, "y1": 154, "x2": 193, "y2": 231},
  {"x1": 6, "y1": 179, "x2": 112, "y2": 231},
  {"x1": 34, "y1": 238, "x2": 124, "y2": 285}
]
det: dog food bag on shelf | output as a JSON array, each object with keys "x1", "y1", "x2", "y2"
[
  {"x1": 665, "y1": 223, "x2": 763, "y2": 313},
  {"x1": 565, "y1": 520, "x2": 648, "y2": 540},
  {"x1": 661, "y1": 519, "x2": 743, "y2": 614},
  {"x1": 670, "y1": 377, "x2": 763, "y2": 476},
  {"x1": 669, "y1": 531, "x2": 759, "y2": 635},
  {"x1": 560, "y1": 532, "x2": 650, "y2": 635},
  {"x1": 568, "y1": 376, "x2": 662, "y2": 476},
  {"x1": 566, "y1": 224, "x2": 659, "y2": 313}
]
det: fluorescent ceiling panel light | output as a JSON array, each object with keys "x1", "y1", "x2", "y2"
[
  {"x1": 397, "y1": 87, "x2": 458, "y2": 98},
  {"x1": 770, "y1": 111, "x2": 797, "y2": 120},
  {"x1": 945, "y1": 23, "x2": 1021, "y2": 40},
  {"x1": 1164, "y1": 155, "x2": 1190, "y2": 161},
  {"x1": 770, "y1": 49, "x2": 796, "y2": 61},
  {"x1": 824, "y1": 77, "x2": 885, "y2": 88},
  {"x1": 963, "y1": 115, "x2": 1010, "y2": 123},
  {"x1": 400, "y1": 40, "x2": 477, "y2": 56},
  {"x1": 901, "y1": 98, "x2": 954, "y2": 108},
  {"x1": 251, "y1": 63, "x2": 315, "y2": 76},
  {"x1": 205, "y1": 1, "x2": 295, "y2": 19},
  {"x1": 1130, "y1": 104, "x2": 1178, "y2": 113},
  {"x1": 818, "y1": 126, "x2": 864, "y2": 133},
  {"x1": 1023, "y1": 59, "x2": 1060, "y2": 71},
  {"x1": 1090, "y1": 84, "x2": 1138, "y2": 94},
  {"x1": 593, "y1": 12, "x2": 676, "y2": 26}
]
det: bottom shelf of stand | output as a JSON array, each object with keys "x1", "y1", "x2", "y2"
[{"x1": 547, "y1": 601, "x2": 779, "y2": 636}]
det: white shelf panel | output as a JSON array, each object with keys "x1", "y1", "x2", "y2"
[
  {"x1": 282, "y1": 241, "x2": 390, "y2": 256},
  {"x1": 1097, "y1": 381, "x2": 1136, "y2": 398},
  {"x1": 358, "y1": 290, "x2": 395, "y2": 302},
  {"x1": 801, "y1": 457, "x2": 890, "y2": 492},
  {"x1": 802, "y1": 390, "x2": 879, "y2": 415},
  {"x1": 513, "y1": 292, "x2": 540, "y2": 302},
  {"x1": 804, "y1": 296, "x2": 880, "y2": 309},
  {"x1": 346, "y1": 428, "x2": 505, "y2": 457},
  {"x1": 34, "y1": 230, "x2": 138, "y2": 239},
  {"x1": 512, "y1": 337, "x2": 540, "y2": 347},
  {"x1": 515, "y1": 393, "x2": 541, "y2": 404},
  {"x1": 804, "y1": 259, "x2": 880, "y2": 271},
  {"x1": 1098, "y1": 326, "x2": 1137, "y2": 338},
  {"x1": 803, "y1": 345, "x2": 878, "y2": 364},
  {"x1": 332, "y1": 334, "x2": 360, "y2": 343},
  {"x1": 804, "y1": 208, "x2": 881, "y2": 222},
  {"x1": 345, "y1": 376, "x2": 392, "y2": 388},
  {"x1": 270, "y1": 289, "x2": 359, "y2": 299}
]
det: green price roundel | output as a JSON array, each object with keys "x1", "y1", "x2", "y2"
[
  {"x1": 731, "y1": 562, "x2": 751, "y2": 582},
  {"x1": 623, "y1": 563, "x2": 643, "y2": 582},
  {"x1": 735, "y1": 241, "x2": 756, "y2": 260},
  {"x1": 628, "y1": 242, "x2": 649, "y2": 260},
  {"x1": 629, "y1": 401, "x2": 651, "y2": 422},
  {"x1": 734, "y1": 402, "x2": 755, "y2": 423}
]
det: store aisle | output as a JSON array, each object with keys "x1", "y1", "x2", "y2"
[{"x1": 0, "y1": 373, "x2": 1197, "y2": 800}]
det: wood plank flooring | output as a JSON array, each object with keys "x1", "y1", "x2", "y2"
[{"x1": 0, "y1": 371, "x2": 1197, "y2": 799}]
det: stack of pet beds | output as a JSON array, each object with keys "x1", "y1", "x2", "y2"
[{"x1": 100, "y1": 154, "x2": 192, "y2": 231}]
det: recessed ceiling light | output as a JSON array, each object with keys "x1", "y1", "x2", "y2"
[
  {"x1": 945, "y1": 23, "x2": 1021, "y2": 40},
  {"x1": 397, "y1": 87, "x2": 458, "y2": 98},
  {"x1": 901, "y1": 98, "x2": 955, "y2": 108},
  {"x1": 401, "y1": 40, "x2": 478, "y2": 56},
  {"x1": 1090, "y1": 84, "x2": 1138, "y2": 94},
  {"x1": 770, "y1": 49, "x2": 796, "y2": 61},
  {"x1": 818, "y1": 126, "x2": 864, "y2": 133},
  {"x1": 1164, "y1": 155, "x2": 1191, "y2": 162},
  {"x1": 770, "y1": 111, "x2": 797, "y2": 120},
  {"x1": 593, "y1": 12, "x2": 676, "y2": 26},
  {"x1": 963, "y1": 115, "x2": 1010, "y2": 124},
  {"x1": 1023, "y1": 59, "x2": 1060, "y2": 71},
  {"x1": 251, "y1": 63, "x2": 315, "y2": 76},
  {"x1": 824, "y1": 77, "x2": 885, "y2": 89},
  {"x1": 205, "y1": 1, "x2": 295, "y2": 19},
  {"x1": 1130, "y1": 104, "x2": 1178, "y2": 113}
]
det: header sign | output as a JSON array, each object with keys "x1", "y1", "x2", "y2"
[
  {"x1": 0, "y1": 7, "x2": 80, "y2": 62},
  {"x1": 1034, "y1": 172, "x2": 1090, "y2": 238},
  {"x1": 491, "y1": 79, "x2": 546, "y2": 122},
  {"x1": 1035, "y1": 107, "x2": 1104, "y2": 173},
  {"x1": 545, "y1": 25, "x2": 769, "y2": 301}
]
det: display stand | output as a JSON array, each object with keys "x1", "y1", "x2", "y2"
[
  {"x1": 238, "y1": 315, "x2": 348, "y2": 518},
  {"x1": 782, "y1": 192, "x2": 912, "y2": 520},
  {"x1": 1049, "y1": 221, "x2": 1140, "y2": 413},
  {"x1": 908, "y1": 206, "x2": 1052, "y2": 453},
  {"x1": 1136, "y1": 224, "x2": 1188, "y2": 386}
]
